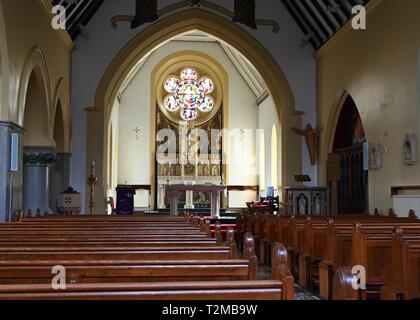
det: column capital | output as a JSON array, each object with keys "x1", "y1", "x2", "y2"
[{"x1": 23, "y1": 152, "x2": 58, "y2": 166}]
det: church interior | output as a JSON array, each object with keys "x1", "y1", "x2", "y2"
[{"x1": 0, "y1": 0, "x2": 420, "y2": 302}]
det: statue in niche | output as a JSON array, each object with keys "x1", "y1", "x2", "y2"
[
  {"x1": 212, "y1": 165, "x2": 219, "y2": 177},
  {"x1": 370, "y1": 143, "x2": 382, "y2": 170},
  {"x1": 197, "y1": 164, "x2": 204, "y2": 176},
  {"x1": 175, "y1": 164, "x2": 181, "y2": 176},
  {"x1": 404, "y1": 134, "x2": 417, "y2": 165},
  {"x1": 159, "y1": 164, "x2": 165, "y2": 176},
  {"x1": 204, "y1": 164, "x2": 211, "y2": 177},
  {"x1": 314, "y1": 193, "x2": 322, "y2": 215},
  {"x1": 297, "y1": 194, "x2": 307, "y2": 216},
  {"x1": 184, "y1": 164, "x2": 195, "y2": 176}
]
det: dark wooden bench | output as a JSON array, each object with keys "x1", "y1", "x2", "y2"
[
  {"x1": 0, "y1": 280, "x2": 291, "y2": 300},
  {"x1": 380, "y1": 229, "x2": 420, "y2": 300}
]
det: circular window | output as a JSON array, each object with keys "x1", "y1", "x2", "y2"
[{"x1": 158, "y1": 67, "x2": 220, "y2": 124}]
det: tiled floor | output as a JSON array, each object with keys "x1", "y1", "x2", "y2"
[{"x1": 259, "y1": 264, "x2": 321, "y2": 300}]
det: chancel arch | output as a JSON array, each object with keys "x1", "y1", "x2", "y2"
[{"x1": 87, "y1": 9, "x2": 300, "y2": 213}]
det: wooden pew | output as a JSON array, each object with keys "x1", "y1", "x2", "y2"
[
  {"x1": 0, "y1": 231, "x2": 295, "y2": 300},
  {"x1": 0, "y1": 259, "x2": 258, "y2": 285},
  {"x1": 20, "y1": 216, "x2": 188, "y2": 223},
  {"x1": 332, "y1": 267, "x2": 358, "y2": 300},
  {"x1": 325, "y1": 220, "x2": 420, "y2": 300},
  {"x1": 0, "y1": 281, "x2": 288, "y2": 300},
  {"x1": 319, "y1": 218, "x2": 420, "y2": 299},
  {"x1": 380, "y1": 229, "x2": 420, "y2": 300},
  {"x1": 298, "y1": 217, "x2": 328, "y2": 291}
]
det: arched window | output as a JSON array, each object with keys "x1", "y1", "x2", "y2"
[
  {"x1": 258, "y1": 130, "x2": 265, "y2": 192},
  {"x1": 271, "y1": 124, "x2": 278, "y2": 188}
]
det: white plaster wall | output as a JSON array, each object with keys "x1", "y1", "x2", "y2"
[{"x1": 70, "y1": 0, "x2": 316, "y2": 207}]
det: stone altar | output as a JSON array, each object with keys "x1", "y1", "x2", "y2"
[{"x1": 165, "y1": 184, "x2": 226, "y2": 218}]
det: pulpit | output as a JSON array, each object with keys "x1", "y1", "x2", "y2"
[
  {"x1": 285, "y1": 187, "x2": 329, "y2": 216},
  {"x1": 165, "y1": 184, "x2": 226, "y2": 218}
]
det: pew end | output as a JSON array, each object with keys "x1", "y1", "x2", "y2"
[
  {"x1": 319, "y1": 262, "x2": 333, "y2": 300},
  {"x1": 332, "y1": 267, "x2": 359, "y2": 300},
  {"x1": 271, "y1": 243, "x2": 295, "y2": 300}
]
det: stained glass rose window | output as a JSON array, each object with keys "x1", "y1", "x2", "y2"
[{"x1": 163, "y1": 68, "x2": 215, "y2": 121}]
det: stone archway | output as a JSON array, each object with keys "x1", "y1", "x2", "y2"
[
  {"x1": 86, "y1": 9, "x2": 301, "y2": 213},
  {"x1": 327, "y1": 91, "x2": 369, "y2": 214},
  {"x1": 22, "y1": 65, "x2": 55, "y2": 215}
]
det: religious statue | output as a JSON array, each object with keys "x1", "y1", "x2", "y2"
[
  {"x1": 370, "y1": 143, "x2": 382, "y2": 170},
  {"x1": 292, "y1": 124, "x2": 320, "y2": 166},
  {"x1": 404, "y1": 134, "x2": 417, "y2": 165},
  {"x1": 204, "y1": 164, "x2": 211, "y2": 176},
  {"x1": 297, "y1": 194, "x2": 307, "y2": 215},
  {"x1": 314, "y1": 193, "x2": 322, "y2": 215},
  {"x1": 212, "y1": 164, "x2": 219, "y2": 177},
  {"x1": 175, "y1": 164, "x2": 181, "y2": 176},
  {"x1": 197, "y1": 164, "x2": 203, "y2": 176}
]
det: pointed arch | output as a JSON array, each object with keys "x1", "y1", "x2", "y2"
[
  {"x1": 52, "y1": 78, "x2": 71, "y2": 152},
  {"x1": 87, "y1": 9, "x2": 300, "y2": 208},
  {"x1": 327, "y1": 90, "x2": 367, "y2": 154},
  {"x1": 17, "y1": 47, "x2": 52, "y2": 129}
]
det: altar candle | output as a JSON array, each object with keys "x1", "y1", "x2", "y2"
[{"x1": 91, "y1": 161, "x2": 96, "y2": 176}]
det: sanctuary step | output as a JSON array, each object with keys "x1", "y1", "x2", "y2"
[{"x1": 154, "y1": 208, "x2": 238, "y2": 217}]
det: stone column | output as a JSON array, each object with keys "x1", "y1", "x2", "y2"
[
  {"x1": 184, "y1": 190, "x2": 195, "y2": 209},
  {"x1": 210, "y1": 190, "x2": 221, "y2": 219},
  {"x1": 23, "y1": 148, "x2": 57, "y2": 215},
  {"x1": 158, "y1": 185, "x2": 166, "y2": 209},
  {"x1": 0, "y1": 122, "x2": 24, "y2": 222}
]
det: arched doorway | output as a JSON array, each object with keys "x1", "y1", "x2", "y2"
[
  {"x1": 330, "y1": 94, "x2": 368, "y2": 214},
  {"x1": 86, "y1": 9, "x2": 300, "y2": 214}
]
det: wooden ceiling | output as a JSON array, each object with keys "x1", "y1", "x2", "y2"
[
  {"x1": 51, "y1": 0, "x2": 104, "y2": 40},
  {"x1": 52, "y1": 0, "x2": 370, "y2": 51},
  {"x1": 281, "y1": 0, "x2": 371, "y2": 50}
]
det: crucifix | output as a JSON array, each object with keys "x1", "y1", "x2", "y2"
[
  {"x1": 292, "y1": 124, "x2": 320, "y2": 166},
  {"x1": 133, "y1": 127, "x2": 140, "y2": 140}
]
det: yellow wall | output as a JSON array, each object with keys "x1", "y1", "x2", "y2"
[
  {"x1": 317, "y1": 0, "x2": 420, "y2": 213},
  {"x1": 0, "y1": 0, "x2": 72, "y2": 149}
]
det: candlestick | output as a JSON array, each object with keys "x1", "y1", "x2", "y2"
[
  {"x1": 91, "y1": 161, "x2": 96, "y2": 176},
  {"x1": 87, "y1": 161, "x2": 98, "y2": 215}
]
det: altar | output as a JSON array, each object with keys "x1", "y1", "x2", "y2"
[{"x1": 165, "y1": 184, "x2": 226, "y2": 218}]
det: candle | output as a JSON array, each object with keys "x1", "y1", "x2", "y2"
[{"x1": 91, "y1": 161, "x2": 96, "y2": 176}]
